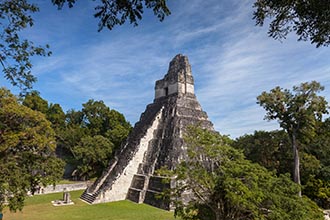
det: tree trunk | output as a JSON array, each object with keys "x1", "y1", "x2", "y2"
[
  {"x1": 215, "y1": 212, "x2": 221, "y2": 220},
  {"x1": 292, "y1": 133, "x2": 301, "y2": 197}
]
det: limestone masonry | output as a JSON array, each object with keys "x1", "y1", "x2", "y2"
[{"x1": 80, "y1": 54, "x2": 214, "y2": 209}]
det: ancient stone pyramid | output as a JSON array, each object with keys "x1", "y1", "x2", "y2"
[{"x1": 80, "y1": 54, "x2": 214, "y2": 209}]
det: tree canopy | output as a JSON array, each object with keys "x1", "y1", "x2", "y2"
[
  {"x1": 0, "y1": 87, "x2": 64, "y2": 212},
  {"x1": 57, "y1": 99, "x2": 132, "y2": 179},
  {"x1": 51, "y1": 0, "x2": 170, "y2": 31},
  {"x1": 233, "y1": 126, "x2": 330, "y2": 209},
  {"x1": 22, "y1": 91, "x2": 66, "y2": 130},
  {"x1": 257, "y1": 81, "x2": 328, "y2": 196},
  {"x1": 0, "y1": 88, "x2": 131, "y2": 212},
  {"x1": 253, "y1": 0, "x2": 330, "y2": 47},
  {"x1": 233, "y1": 130, "x2": 292, "y2": 174},
  {"x1": 0, "y1": 0, "x2": 51, "y2": 92}
]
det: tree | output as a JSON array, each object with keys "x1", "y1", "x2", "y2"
[
  {"x1": 57, "y1": 99, "x2": 131, "y2": 179},
  {"x1": 309, "y1": 118, "x2": 330, "y2": 176},
  {"x1": 257, "y1": 81, "x2": 328, "y2": 196},
  {"x1": 81, "y1": 99, "x2": 131, "y2": 143},
  {"x1": 22, "y1": 91, "x2": 48, "y2": 114},
  {"x1": 303, "y1": 117, "x2": 330, "y2": 208},
  {"x1": 0, "y1": 87, "x2": 64, "y2": 212},
  {"x1": 1, "y1": 0, "x2": 170, "y2": 91},
  {"x1": 52, "y1": 0, "x2": 170, "y2": 31},
  {"x1": 304, "y1": 177, "x2": 330, "y2": 209},
  {"x1": 159, "y1": 126, "x2": 323, "y2": 220},
  {"x1": 72, "y1": 135, "x2": 114, "y2": 179},
  {"x1": 234, "y1": 125, "x2": 330, "y2": 208},
  {"x1": 23, "y1": 91, "x2": 65, "y2": 132},
  {"x1": 0, "y1": 0, "x2": 51, "y2": 92},
  {"x1": 253, "y1": 0, "x2": 330, "y2": 47},
  {"x1": 47, "y1": 103, "x2": 66, "y2": 129},
  {"x1": 233, "y1": 130, "x2": 292, "y2": 174}
]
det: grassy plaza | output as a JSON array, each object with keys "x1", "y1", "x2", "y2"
[{"x1": 3, "y1": 190, "x2": 175, "y2": 220}]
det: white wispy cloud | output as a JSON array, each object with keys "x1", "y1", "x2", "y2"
[
  {"x1": 176, "y1": 0, "x2": 330, "y2": 137},
  {"x1": 15, "y1": 0, "x2": 330, "y2": 138}
]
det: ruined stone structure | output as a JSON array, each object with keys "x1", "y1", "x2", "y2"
[{"x1": 80, "y1": 54, "x2": 214, "y2": 209}]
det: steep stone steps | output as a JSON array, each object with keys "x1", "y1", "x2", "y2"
[{"x1": 80, "y1": 191, "x2": 97, "y2": 204}]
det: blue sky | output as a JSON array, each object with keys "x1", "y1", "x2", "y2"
[{"x1": 2, "y1": 0, "x2": 330, "y2": 138}]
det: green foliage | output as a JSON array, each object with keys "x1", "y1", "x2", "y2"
[
  {"x1": 65, "y1": 109, "x2": 84, "y2": 125},
  {"x1": 304, "y1": 177, "x2": 330, "y2": 209},
  {"x1": 47, "y1": 103, "x2": 66, "y2": 129},
  {"x1": 234, "y1": 125, "x2": 330, "y2": 209},
  {"x1": 81, "y1": 99, "x2": 130, "y2": 141},
  {"x1": 253, "y1": 0, "x2": 330, "y2": 47},
  {"x1": 73, "y1": 135, "x2": 114, "y2": 179},
  {"x1": 303, "y1": 117, "x2": 330, "y2": 208},
  {"x1": 309, "y1": 118, "x2": 330, "y2": 177},
  {"x1": 257, "y1": 81, "x2": 328, "y2": 190},
  {"x1": 58, "y1": 99, "x2": 131, "y2": 179},
  {"x1": 234, "y1": 130, "x2": 322, "y2": 183},
  {"x1": 52, "y1": 0, "x2": 171, "y2": 31},
  {"x1": 23, "y1": 91, "x2": 66, "y2": 130},
  {"x1": 257, "y1": 81, "x2": 328, "y2": 142},
  {"x1": 0, "y1": 0, "x2": 51, "y2": 92},
  {"x1": 300, "y1": 152, "x2": 321, "y2": 183},
  {"x1": 162, "y1": 126, "x2": 323, "y2": 220},
  {"x1": 233, "y1": 130, "x2": 292, "y2": 174},
  {"x1": 22, "y1": 91, "x2": 48, "y2": 113},
  {"x1": 0, "y1": 87, "x2": 64, "y2": 212}
]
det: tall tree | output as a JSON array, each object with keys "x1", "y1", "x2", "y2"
[
  {"x1": 253, "y1": 0, "x2": 330, "y2": 47},
  {"x1": 82, "y1": 99, "x2": 131, "y2": 143},
  {"x1": 73, "y1": 135, "x2": 114, "y2": 179},
  {"x1": 58, "y1": 99, "x2": 131, "y2": 179},
  {"x1": 23, "y1": 91, "x2": 66, "y2": 130},
  {"x1": 0, "y1": 87, "x2": 64, "y2": 212},
  {"x1": 22, "y1": 91, "x2": 48, "y2": 114},
  {"x1": 47, "y1": 103, "x2": 66, "y2": 129},
  {"x1": 257, "y1": 81, "x2": 328, "y2": 196}
]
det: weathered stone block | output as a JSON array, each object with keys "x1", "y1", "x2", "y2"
[{"x1": 130, "y1": 175, "x2": 146, "y2": 190}]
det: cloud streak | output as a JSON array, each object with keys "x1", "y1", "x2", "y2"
[{"x1": 12, "y1": 0, "x2": 330, "y2": 138}]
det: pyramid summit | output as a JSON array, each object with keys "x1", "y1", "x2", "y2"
[
  {"x1": 155, "y1": 54, "x2": 194, "y2": 99},
  {"x1": 80, "y1": 54, "x2": 214, "y2": 209}
]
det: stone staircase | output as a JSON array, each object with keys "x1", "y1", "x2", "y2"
[
  {"x1": 126, "y1": 120, "x2": 164, "y2": 204},
  {"x1": 80, "y1": 157, "x2": 119, "y2": 204},
  {"x1": 80, "y1": 191, "x2": 98, "y2": 204},
  {"x1": 80, "y1": 106, "x2": 164, "y2": 204}
]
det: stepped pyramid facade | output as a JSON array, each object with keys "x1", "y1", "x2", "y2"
[{"x1": 80, "y1": 54, "x2": 214, "y2": 209}]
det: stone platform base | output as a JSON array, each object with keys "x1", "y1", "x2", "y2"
[{"x1": 51, "y1": 200, "x2": 74, "y2": 206}]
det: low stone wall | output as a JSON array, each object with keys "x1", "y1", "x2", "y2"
[{"x1": 34, "y1": 182, "x2": 91, "y2": 195}]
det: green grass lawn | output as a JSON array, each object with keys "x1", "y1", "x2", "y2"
[{"x1": 3, "y1": 190, "x2": 175, "y2": 220}]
